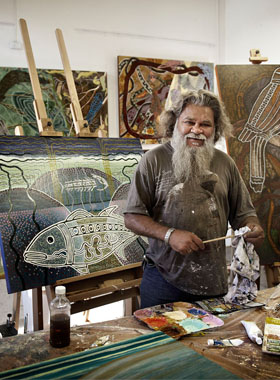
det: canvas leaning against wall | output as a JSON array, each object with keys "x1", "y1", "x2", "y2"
[
  {"x1": 118, "y1": 56, "x2": 214, "y2": 144},
  {"x1": 0, "y1": 136, "x2": 147, "y2": 294},
  {"x1": 0, "y1": 67, "x2": 108, "y2": 136},
  {"x1": 216, "y1": 65, "x2": 280, "y2": 265}
]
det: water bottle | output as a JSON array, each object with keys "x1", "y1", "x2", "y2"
[{"x1": 49, "y1": 286, "x2": 71, "y2": 348}]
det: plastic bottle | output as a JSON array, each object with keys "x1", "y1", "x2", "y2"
[
  {"x1": 241, "y1": 320, "x2": 263, "y2": 345},
  {"x1": 49, "y1": 286, "x2": 71, "y2": 348}
]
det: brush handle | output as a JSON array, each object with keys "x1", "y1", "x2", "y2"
[{"x1": 203, "y1": 234, "x2": 237, "y2": 244}]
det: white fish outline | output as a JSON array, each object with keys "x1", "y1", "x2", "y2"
[{"x1": 23, "y1": 205, "x2": 137, "y2": 274}]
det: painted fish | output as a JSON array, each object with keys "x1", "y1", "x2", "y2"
[{"x1": 23, "y1": 206, "x2": 137, "y2": 274}]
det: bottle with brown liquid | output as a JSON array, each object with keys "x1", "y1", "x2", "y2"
[{"x1": 49, "y1": 286, "x2": 71, "y2": 348}]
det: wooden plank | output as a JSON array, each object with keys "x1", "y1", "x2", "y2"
[
  {"x1": 55, "y1": 28, "x2": 97, "y2": 137},
  {"x1": 12, "y1": 292, "x2": 21, "y2": 331},
  {"x1": 32, "y1": 288, "x2": 43, "y2": 331},
  {"x1": 19, "y1": 19, "x2": 62, "y2": 137},
  {"x1": 67, "y1": 278, "x2": 141, "y2": 302},
  {"x1": 70, "y1": 287, "x2": 140, "y2": 314}
]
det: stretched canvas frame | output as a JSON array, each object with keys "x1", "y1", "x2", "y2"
[
  {"x1": 216, "y1": 65, "x2": 280, "y2": 264},
  {"x1": 0, "y1": 67, "x2": 108, "y2": 136},
  {"x1": 0, "y1": 136, "x2": 146, "y2": 293},
  {"x1": 118, "y1": 56, "x2": 214, "y2": 144}
]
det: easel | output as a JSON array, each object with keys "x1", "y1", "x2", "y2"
[{"x1": 15, "y1": 19, "x2": 143, "y2": 328}]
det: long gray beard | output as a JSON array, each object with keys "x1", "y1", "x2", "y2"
[{"x1": 171, "y1": 127, "x2": 215, "y2": 183}]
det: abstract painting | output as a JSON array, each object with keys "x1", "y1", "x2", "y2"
[
  {"x1": 0, "y1": 136, "x2": 147, "y2": 293},
  {"x1": 0, "y1": 67, "x2": 108, "y2": 136},
  {"x1": 216, "y1": 65, "x2": 280, "y2": 264},
  {"x1": 0, "y1": 331, "x2": 240, "y2": 379},
  {"x1": 118, "y1": 56, "x2": 214, "y2": 144}
]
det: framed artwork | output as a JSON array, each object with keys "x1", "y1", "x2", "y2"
[
  {"x1": 216, "y1": 65, "x2": 280, "y2": 264},
  {"x1": 0, "y1": 136, "x2": 147, "y2": 293},
  {"x1": 0, "y1": 67, "x2": 108, "y2": 136},
  {"x1": 118, "y1": 56, "x2": 214, "y2": 144}
]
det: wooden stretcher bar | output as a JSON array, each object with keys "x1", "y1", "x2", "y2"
[
  {"x1": 55, "y1": 28, "x2": 99, "y2": 137},
  {"x1": 19, "y1": 18, "x2": 62, "y2": 137}
]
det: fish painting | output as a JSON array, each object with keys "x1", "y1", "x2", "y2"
[{"x1": 23, "y1": 205, "x2": 138, "y2": 274}]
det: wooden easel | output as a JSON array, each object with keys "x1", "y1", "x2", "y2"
[
  {"x1": 47, "y1": 262, "x2": 143, "y2": 318},
  {"x1": 55, "y1": 28, "x2": 100, "y2": 137},
  {"x1": 16, "y1": 19, "x2": 143, "y2": 327},
  {"x1": 19, "y1": 19, "x2": 62, "y2": 137}
]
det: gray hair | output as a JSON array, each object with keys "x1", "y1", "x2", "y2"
[{"x1": 159, "y1": 89, "x2": 232, "y2": 143}]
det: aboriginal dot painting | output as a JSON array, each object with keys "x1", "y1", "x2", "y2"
[
  {"x1": 216, "y1": 65, "x2": 280, "y2": 264},
  {"x1": 118, "y1": 56, "x2": 214, "y2": 144},
  {"x1": 0, "y1": 136, "x2": 147, "y2": 293},
  {"x1": 0, "y1": 67, "x2": 108, "y2": 136}
]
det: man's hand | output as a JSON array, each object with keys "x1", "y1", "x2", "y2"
[
  {"x1": 169, "y1": 229, "x2": 205, "y2": 255},
  {"x1": 244, "y1": 223, "x2": 265, "y2": 247}
]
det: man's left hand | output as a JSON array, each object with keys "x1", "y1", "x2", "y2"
[{"x1": 244, "y1": 223, "x2": 265, "y2": 247}]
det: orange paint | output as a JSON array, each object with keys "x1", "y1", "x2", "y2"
[{"x1": 144, "y1": 316, "x2": 168, "y2": 329}]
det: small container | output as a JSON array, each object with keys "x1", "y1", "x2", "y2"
[{"x1": 49, "y1": 286, "x2": 71, "y2": 348}]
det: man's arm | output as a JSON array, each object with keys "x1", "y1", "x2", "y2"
[
  {"x1": 124, "y1": 213, "x2": 204, "y2": 255},
  {"x1": 240, "y1": 216, "x2": 265, "y2": 247}
]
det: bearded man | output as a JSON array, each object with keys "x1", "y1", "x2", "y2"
[{"x1": 124, "y1": 89, "x2": 264, "y2": 308}]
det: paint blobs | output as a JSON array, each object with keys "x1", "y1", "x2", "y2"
[
  {"x1": 134, "y1": 308, "x2": 154, "y2": 319},
  {"x1": 163, "y1": 310, "x2": 186, "y2": 321},
  {"x1": 134, "y1": 302, "x2": 224, "y2": 339},
  {"x1": 144, "y1": 316, "x2": 168, "y2": 329},
  {"x1": 179, "y1": 318, "x2": 208, "y2": 333},
  {"x1": 188, "y1": 308, "x2": 207, "y2": 316},
  {"x1": 202, "y1": 315, "x2": 224, "y2": 327}
]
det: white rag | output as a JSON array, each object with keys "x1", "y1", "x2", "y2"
[{"x1": 224, "y1": 226, "x2": 260, "y2": 305}]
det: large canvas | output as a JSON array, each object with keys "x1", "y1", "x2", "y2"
[
  {"x1": 0, "y1": 67, "x2": 108, "y2": 136},
  {"x1": 118, "y1": 56, "x2": 214, "y2": 144},
  {"x1": 0, "y1": 136, "x2": 147, "y2": 293},
  {"x1": 216, "y1": 65, "x2": 280, "y2": 264}
]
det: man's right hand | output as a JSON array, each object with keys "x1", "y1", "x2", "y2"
[{"x1": 169, "y1": 229, "x2": 205, "y2": 255}]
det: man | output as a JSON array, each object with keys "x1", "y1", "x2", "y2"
[{"x1": 124, "y1": 89, "x2": 264, "y2": 308}]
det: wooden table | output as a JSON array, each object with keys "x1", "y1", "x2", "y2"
[{"x1": 0, "y1": 287, "x2": 279, "y2": 379}]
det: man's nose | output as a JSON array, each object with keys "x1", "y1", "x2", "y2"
[{"x1": 191, "y1": 123, "x2": 203, "y2": 134}]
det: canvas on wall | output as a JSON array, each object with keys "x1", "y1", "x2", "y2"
[
  {"x1": 216, "y1": 65, "x2": 280, "y2": 265},
  {"x1": 0, "y1": 67, "x2": 108, "y2": 136},
  {"x1": 0, "y1": 136, "x2": 147, "y2": 293},
  {"x1": 118, "y1": 56, "x2": 214, "y2": 144}
]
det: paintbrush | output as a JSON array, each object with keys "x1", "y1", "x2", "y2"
[{"x1": 203, "y1": 231, "x2": 245, "y2": 244}]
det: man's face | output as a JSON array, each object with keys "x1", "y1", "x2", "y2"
[{"x1": 177, "y1": 104, "x2": 215, "y2": 147}]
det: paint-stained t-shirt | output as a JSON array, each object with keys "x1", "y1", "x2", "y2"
[{"x1": 124, "y1": 142, "x2": 257, "y2": 296}]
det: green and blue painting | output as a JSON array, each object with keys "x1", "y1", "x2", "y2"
[
  {"x1": 0, "y1": 136, "x2": 146, "y2": 293},
  {"x1": 0, "y1": 67, "x2": 108, "y2": 136}
]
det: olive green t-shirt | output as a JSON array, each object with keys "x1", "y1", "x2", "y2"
[{"x1": 124, "y1": 142, "x2": 257, "y2": 296}]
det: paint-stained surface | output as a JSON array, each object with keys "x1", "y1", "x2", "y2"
[
  {"x1": 134, "y1": 302, "x2": 224, "y2": 339},
  {"x1": 0, "y1": 136, "x2": 147, "y2": 293},
  {"x1": 0, "y1": 67, "x2": 108, "y2": 136},
  {"x1": 216, "y1": 65, "x2": 280, "y2": 264},
  {"x1": 0, "y1": 330, "x2": 240, "y2": 379},
  {"x1": 118, "y1": 56, "x2": 214, "y2": 144}
]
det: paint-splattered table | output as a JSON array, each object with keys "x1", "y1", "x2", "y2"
[{"x1": 0, "y1": 287, "x2": 279, "y2": 379}]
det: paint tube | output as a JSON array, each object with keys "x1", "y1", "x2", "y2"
[
  {"x1": 241, "y1": 320, "x2": 263, "y2": 345},
  {"x1": 207, "y1": 339, "x2": 243, "y2": 347}
]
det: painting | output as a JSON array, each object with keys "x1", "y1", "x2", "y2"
[
  {"x1": 0, "y1": 136, "x2": 147, "y2": 293},
  {"x1": 118, "y1": 56, "x2": 214, "y2": 144},
  {"x1": 0, "y1": 331, "x2": 240, "y2": 379},
  {"x1": 0, "y1": 67, "x2": 108, "y2": 136},
  {"x1": 216, "y1": 65, "x2": 280, "y2": 264},
  {"x1": 134, "y1": 302, "x2": 224, "y2": 339}
]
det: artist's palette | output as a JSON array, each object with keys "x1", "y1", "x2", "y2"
[{"x1": 134, "y1": 302, "x2": 224, "y2": 339}]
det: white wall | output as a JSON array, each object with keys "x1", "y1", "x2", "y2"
[
  {"x1": 224, "y1": 0, "x2": 280, "y2": 64},
  {"x1": 0, "y1": 0, "x2": 221, "y2": 137}
]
